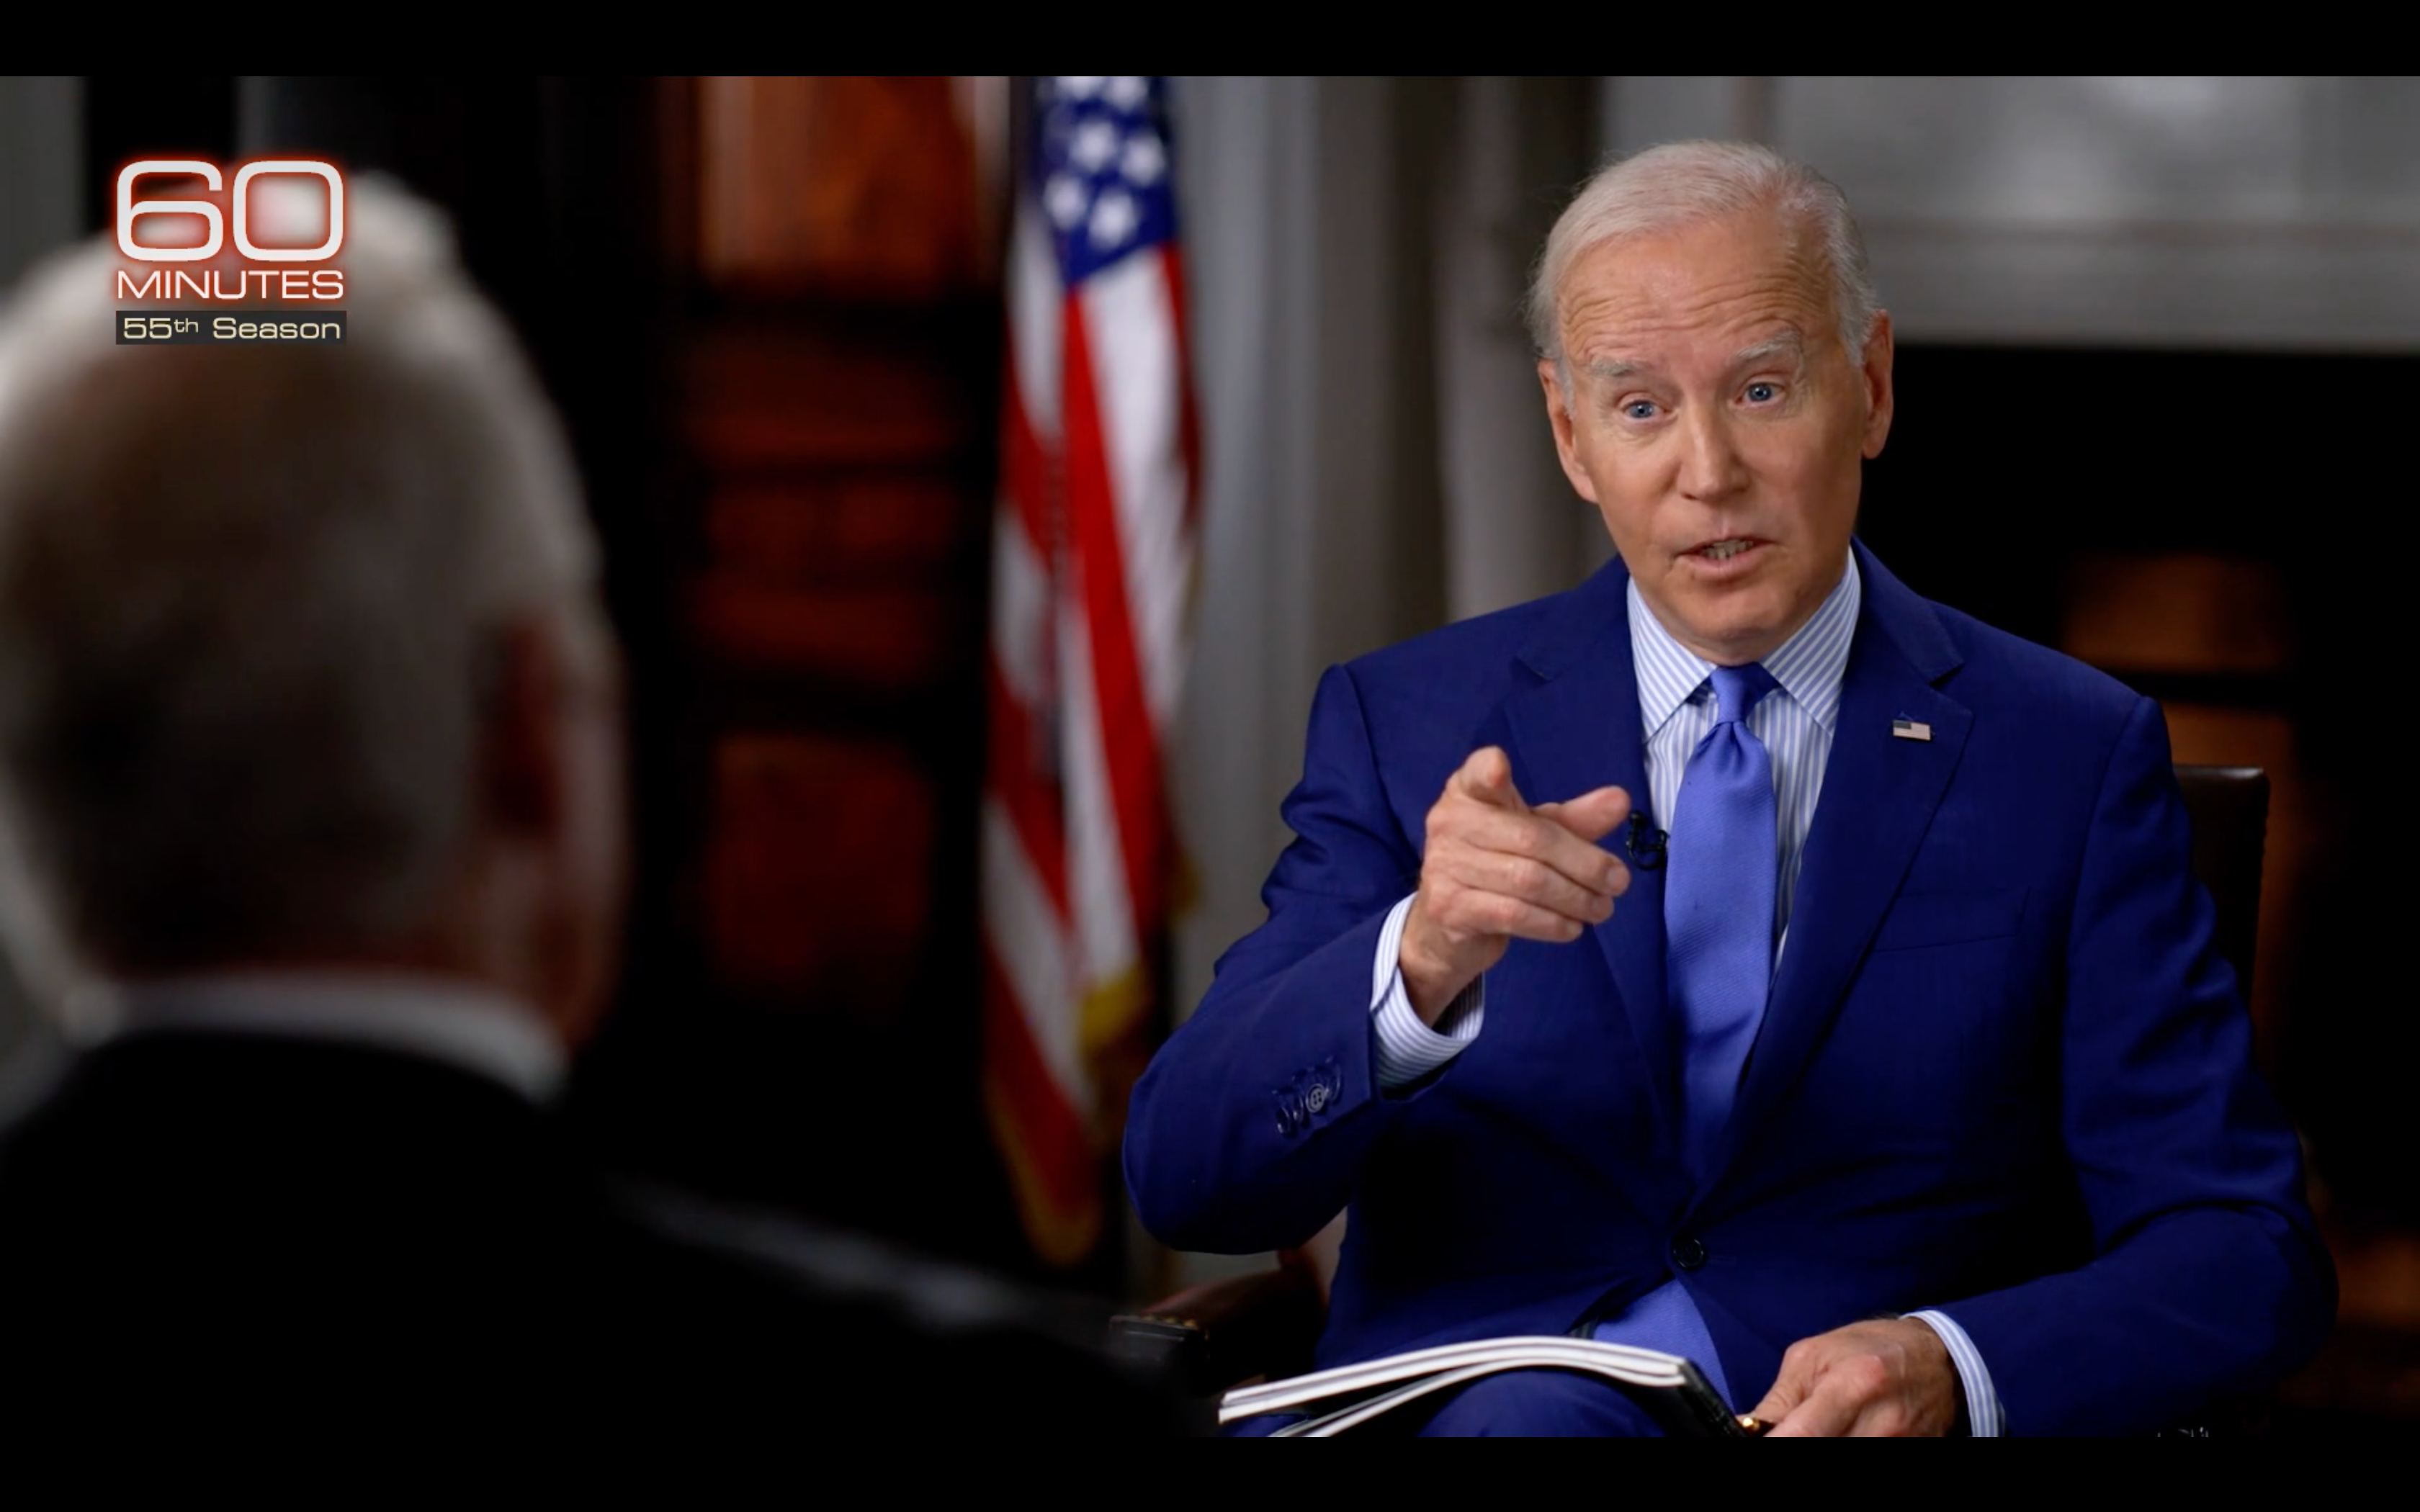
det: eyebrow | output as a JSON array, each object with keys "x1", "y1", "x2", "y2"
[
  {"x1": 1583, "y1": 331, "x2": 1807, "y2": 388},
  {"x1": 1729, "y1": 331, "x2": 1806, "y2": 372}
]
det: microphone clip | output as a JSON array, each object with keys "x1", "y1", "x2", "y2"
[{"x1": 1625, "y1": 813, "x2": 1667, "y2": 870}]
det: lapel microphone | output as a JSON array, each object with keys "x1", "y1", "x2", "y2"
[{"x1": 1625, "y1": 813, "x2": 1667, "y2": 870}]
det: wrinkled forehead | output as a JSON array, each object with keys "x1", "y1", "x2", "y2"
[{"x1": 1556, "y1": 207, "x2": 1836, "y2": 368}]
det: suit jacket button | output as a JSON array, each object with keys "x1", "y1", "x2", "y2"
[
  {"x1": 1670, "y1": 1236, "x2": 1708, "y2": 1272},
  {"x1": 1304, "y1": 1082, "x2": 1330, "y2": 1115}
]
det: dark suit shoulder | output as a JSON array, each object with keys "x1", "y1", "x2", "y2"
[
  {"x1": 0, "y1": 1032, "x2": 550, "y2": 1192},
  {"x1": 1332, "y1": 577, "x2": 1607, "y2": 752}
]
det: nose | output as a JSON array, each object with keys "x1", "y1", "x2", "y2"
[{"x1": 1677, "y1": 405, "x2": 1748, "y2": 503}]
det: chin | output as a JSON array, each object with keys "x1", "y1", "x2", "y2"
[{"x1": 1675, "y1": 596, "x2": 1788, "y2": 655}]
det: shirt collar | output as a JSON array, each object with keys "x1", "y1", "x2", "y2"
[
  {"x1": 64, "y1": 971, "x2": 568, "y2": 1104},
  {"x1": 1627, "y1": 551, "x2": 1863, "y2": 737}
]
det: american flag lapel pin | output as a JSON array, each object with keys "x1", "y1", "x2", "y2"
[{"x1": 1891, "y1": 717, "x2": 1933, "y2": 742}]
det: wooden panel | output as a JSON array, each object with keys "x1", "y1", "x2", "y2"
[
  {"x1": 676, "y1": 305, "x2": 990, "y2": 694},
  {"x1": 696, "y1": 76, "x2": 980, "y2": 297},
  {"x1": 655, "y1": 80, "x2": 1002, "y2": 1266},
  {"x1": 2059, "y1": 552, "x2": 2303, "y2": 1071},
  {"x1": 687, "y1": 579, "x2": 959, "y2": 688},
  {"x1": 682, "y1": 322, "x2": 985, "y2": 469},
  {"x1": 705, "y1": 474, "x2": 969, "y2": 585},
  {"x1": 699, "y1": 734, "x2": 936, "y2": 1004},
  {"x1": 2063, "y1": 554, "x2": 2290, "y2": 675}
]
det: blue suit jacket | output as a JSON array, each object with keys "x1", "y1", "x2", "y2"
[{"x1": 1125, "y1": 542, "x2": 2334, "y2": 1434}]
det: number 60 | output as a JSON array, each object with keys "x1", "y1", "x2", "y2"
[{"x1": 117, "y1": 160, "x2": 344, "y2": 264}]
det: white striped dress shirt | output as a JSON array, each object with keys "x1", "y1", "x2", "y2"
[
  {"x1": 1631, "y1": 552, "x2": 1859, "y2": 952},
  {"x1": 1365, "y1": 552, "x2": 2004, "y2": 1434}
]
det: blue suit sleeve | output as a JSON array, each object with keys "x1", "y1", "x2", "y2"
[
  {"x1": 1124, "y1": 664, "x2": 1435, "y2": 1254},
  {"x1": 1933, "y1": 696, "x2": 2335, "y2": 1434}
]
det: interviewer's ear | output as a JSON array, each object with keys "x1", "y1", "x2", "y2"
[
  {"x1": 470, "y1": 608, "x2": 629, "y2": 1047},
  {"x1": 1538, "y1": 358, "x2": 1600, "y2": 504},
  {"x1": 475, "y1": 617, "x2": 573, "y2": 840}
]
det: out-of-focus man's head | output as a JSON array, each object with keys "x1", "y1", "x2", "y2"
[
  {"x1": 1531, "y1": 141, "x2": 1896, "y2": 667},
  {"x1": 0, "y1": 181, "x2": 624, "y2": 1043}
]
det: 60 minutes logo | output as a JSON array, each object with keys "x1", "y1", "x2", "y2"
[{"x1": 114, "y1": 159, "x2": 346, "y2": 302}]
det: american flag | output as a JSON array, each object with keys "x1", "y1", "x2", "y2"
[{"x1": 982, "y1": 76, "x2": 1197, "y2": 1266}]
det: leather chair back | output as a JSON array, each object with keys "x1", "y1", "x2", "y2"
[{"x1": 2174, "y1": 765, "x2": 2269, "y2": 999}]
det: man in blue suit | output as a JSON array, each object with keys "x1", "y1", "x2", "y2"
[{"x1": 1122, "y1": 142, "x2": 2334, "y2": 1436}]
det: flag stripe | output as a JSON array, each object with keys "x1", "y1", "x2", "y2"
[
  {"x1": 1000, "y1": 359, "x2": 1057, "y2": 564},
  {"x1": 1056, "y1": 590, "x2": 1141, "y2": 989},
  {"x1": 1060, "y1": 299, "x2": 1173, "y2": 945},
  {"x1": 985, "y1": 657, "x2": 1069, "y2": 920},
  {"x1": 1160, "y1": 243, "x2": 1204, "y2": 537},
  {"x1": 988, "y1": 504, "x2": 1054, "y2": 713},
  {"x1": 1082, "y1": 253, "x2": 1195, "y2": 731},
  {"x1": 981, "y1": 798, "x2": 1085, "y2": 1102},
  {"x1": 1007, "y1": 205, "x2": 1063, "y2": 443},
  {"x1": 981, "y1": 945, "x2": 1096, "y2": 1245}
]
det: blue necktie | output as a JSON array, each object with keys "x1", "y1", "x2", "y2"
[
  {"x1": 1664, "y1": 662, "x2": 1780, "y2": 1180},
  {"x1": 1590, "y1": 664, "x2": 1776, "y2": 1404},
  {"x1": 1587, "y1": 667, "x2": 1780, "y2": 1393}
]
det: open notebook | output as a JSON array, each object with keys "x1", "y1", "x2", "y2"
[{"x1": 1220, "y1": 1336, "x2": 1761, "y2": 1437}]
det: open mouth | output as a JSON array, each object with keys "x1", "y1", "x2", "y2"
[{"x1": 1690, "y1": 537, "x2": 1762, "y2": 563}]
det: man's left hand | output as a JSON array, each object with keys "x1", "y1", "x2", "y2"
[{"x1": 1749, "y1": 1318, "x2": 1962, "y2": 1437}]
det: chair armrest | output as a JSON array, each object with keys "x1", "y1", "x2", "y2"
[{"x1": 1109, "y1": 1261, "x2": 1325, "y2": 1395}]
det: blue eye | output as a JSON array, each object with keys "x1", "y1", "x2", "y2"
[
  {"x1": 1623, "y1": 400, "x2": 1658, "y2": 420},
  {"x1": 1744, "y1": 382, "x2": 1778, "y2": 404}
]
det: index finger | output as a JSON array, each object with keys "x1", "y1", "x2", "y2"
[
  {"x1": 1505, "y1": 806, "x2": 1630, "y2": 897},
  {"x1": 1453, "y1": 746, "x2": 1526, "y2": 812},
  {"x1": 1764, "y1": 1371, "x2": 1868, "y2": 1439},
  {"x1": 1532, "y1": 784, "x2": 1634, "y2": 845},
  {"x1": 1747, "y1": 1369, "x2": 1808, "y2": 1429}
]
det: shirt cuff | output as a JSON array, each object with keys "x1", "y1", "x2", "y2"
[
  {"x1": 1369, "y1": 894, "x2": 1484, "y2": 1091},
  {"x1": 1905, "y1": 1309, "x2": 2004, "y2": 1436}
]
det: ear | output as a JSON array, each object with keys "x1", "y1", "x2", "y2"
[
  {"x1": 1858, "y1": 310, "x2": 1896, "y2": 459},
  {"x1": 1538, "y1": 359, "x2": 1600, "y2": 504},
  {"x1": 477, "y1": 617, "x2": 569, "y2": 843}
]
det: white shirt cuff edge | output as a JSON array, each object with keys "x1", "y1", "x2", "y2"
[
  {"x1": 1370, "y1": 895, "x2": 1484, "y2": 1090},
  {"x1": 1905, "y1": 1308, "x2": 2004, "y2": 1437}
]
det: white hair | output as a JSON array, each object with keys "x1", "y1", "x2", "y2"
[
  {"x1": 1528, "y1": 140, "x2": 1879, "y2": 382},
  {"x1": 0, "y1": 178, "x2": 604, "y2": 973}
]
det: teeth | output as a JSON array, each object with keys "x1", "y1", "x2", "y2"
[{"x1": 1703, "y1": 540, "x2": 1750, "y2": 561}]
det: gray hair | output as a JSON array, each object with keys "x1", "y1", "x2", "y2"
[
  {"x1": 0, "y1": 179, "x2": 604, "y2": 973},
  {"x1": 1528, "y1": 140, "x2": 1879, "y2": 382}
]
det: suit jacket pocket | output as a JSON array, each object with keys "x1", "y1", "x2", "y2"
[{"x1": 1870, "y1": 886, "x2": 2027, "y2": 953}]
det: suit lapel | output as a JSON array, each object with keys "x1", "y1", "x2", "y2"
[
  {"x1": 1700, "y1": 544, "x2": 1972, "y2": 1192},
  {"x1": 1497, "y1": 561, "x2": 1680, "y2": 1145}
]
